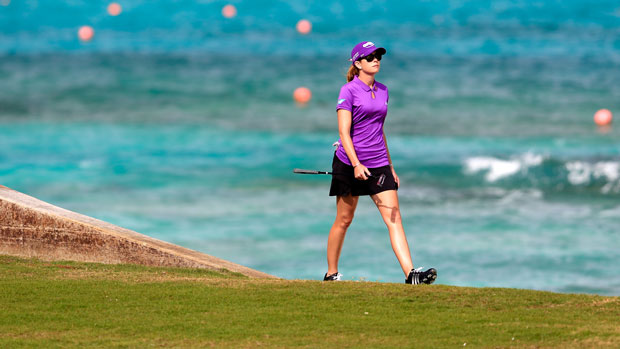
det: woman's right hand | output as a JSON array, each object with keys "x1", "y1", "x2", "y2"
[{"x1": 353, "y1": 163, "x2": 371, "y2": 180}]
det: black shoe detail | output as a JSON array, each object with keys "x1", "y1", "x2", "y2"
[
  {"x1": 406, "y1": 267, "x2": 437, "y2": 285},
  {"x1": 323, "y1": 272, "x2": 342, "y2": 281}
]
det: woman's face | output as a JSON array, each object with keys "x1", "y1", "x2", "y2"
[{"x1": 355, "y1": 50, "x2": 382, "y2": 74}]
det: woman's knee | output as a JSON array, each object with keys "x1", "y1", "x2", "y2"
[
  {"x1": 337, "y1": 212, "x2": 355, "y2": 228},
  {"x1": 385, "y1": 206, "x2": 402, "y2": 225}
]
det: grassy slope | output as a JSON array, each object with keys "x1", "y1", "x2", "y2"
[{"x1": 0, "y1": 255, "x2": 618, "y2": 348}]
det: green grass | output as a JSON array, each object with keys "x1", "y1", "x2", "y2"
[{"x1": 0, "y1": 255, "x2": 618, "y2": 348}]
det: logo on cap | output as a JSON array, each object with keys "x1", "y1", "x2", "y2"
[{"x1": 363, "y1": 42, "x2": 375, "y2": 48}]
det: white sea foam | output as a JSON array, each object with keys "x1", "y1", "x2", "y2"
[
  {"x1": 565, "y1": 162, "x2": 590, "y2": 185},
  {"x1": 566, "y1": 161, "x2": 620, "y2": 193},
  {"x1": 463, "y1": 152, "x2": 544, "y2": 182}
]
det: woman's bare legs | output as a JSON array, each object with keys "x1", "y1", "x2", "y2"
[
  {"x1": 371, "y1": 190, "x2": 414, "y2": 276},
  {"x1": 326, "y1": 195, "x2": 359, "y2": 275}
]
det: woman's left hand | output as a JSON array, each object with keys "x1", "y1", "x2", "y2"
[{"x1": 391, "y1": 166, "x2": 400, "y2": 188}]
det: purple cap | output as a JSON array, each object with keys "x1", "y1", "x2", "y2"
[{"x1": 349, "y1": 41, "x2": 387, "y2": 65}]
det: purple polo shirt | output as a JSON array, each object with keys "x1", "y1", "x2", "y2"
[{"x1": 335, "y1": 75, "x2": 390, "y2": 168}]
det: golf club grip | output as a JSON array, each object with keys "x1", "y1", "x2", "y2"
[{"x1": 293, "y1": 169, "x2": 332, "y2": 175}]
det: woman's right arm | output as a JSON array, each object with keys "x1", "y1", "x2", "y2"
[{"x1": 338, "y1": 109, "x2": 371, "y2": 180}]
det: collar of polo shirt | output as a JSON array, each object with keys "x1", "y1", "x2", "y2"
[{"x1": 353, "y1": 75, "x2": 377, "y2": 92}]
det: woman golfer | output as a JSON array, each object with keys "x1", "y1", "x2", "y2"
[{"x1": 324, "y1": 41, "x2": 437, "y2": 285}]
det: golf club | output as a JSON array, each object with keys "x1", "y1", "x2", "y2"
[{"x1": 293, "y1": 169, "x2": 385, "y2": 187}]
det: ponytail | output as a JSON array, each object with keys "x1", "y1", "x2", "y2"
[{"x1": 346, "y1": 64, "x2": 359, "y2": 82}]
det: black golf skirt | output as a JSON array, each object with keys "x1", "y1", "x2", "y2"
[{"x1": 329, "y1": 153, "x2": 398, "y2": 197}]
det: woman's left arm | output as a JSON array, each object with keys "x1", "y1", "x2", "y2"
[{"x1": 383, "y1": 132, "x2": 400, "y2": 187}]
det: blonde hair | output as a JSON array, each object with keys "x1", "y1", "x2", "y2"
[{"x1": 346, "y1": 64, "x2": 359, "y2": 82}]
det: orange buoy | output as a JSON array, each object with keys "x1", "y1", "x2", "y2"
[
  {"x1": 594, "y1": 109, "x2": 613, "y2": 126},
  {"x1": 296, "y1": 19, "x2": 312, "y2": 35},
  {"x1": 293, "y1": 87, "x2": 312, "y2": 104},
  {"x1": 222, "y1": 4, "x2": 237, "y2": 18},
  {"x1": 107, "y1": 3, "x2": 122, "y2": 16},
  {"x1": 78, "y1": 26, "x2": 94, "y2": 42}
]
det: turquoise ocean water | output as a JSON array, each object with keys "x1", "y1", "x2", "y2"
[{"x1": 2, "y1": 1, "x2": 619, "y2": 295}]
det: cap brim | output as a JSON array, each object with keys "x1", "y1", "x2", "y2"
[{"x1": 374, "y1": 47, "x2": 387, "y2": 55}]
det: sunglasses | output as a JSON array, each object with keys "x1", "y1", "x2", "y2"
[{"x1": 359, "y1": 53, "x2": 382, "y2": 62}]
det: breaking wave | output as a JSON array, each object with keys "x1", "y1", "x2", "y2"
[{"x1": 463, "y1": 153, "x2": 620, "y2": 195}]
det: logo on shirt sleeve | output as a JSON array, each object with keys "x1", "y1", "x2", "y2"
[{"x1": 338, "y1": 99, "x2": 346, "y2": 105}]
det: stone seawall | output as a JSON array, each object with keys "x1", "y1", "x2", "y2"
[{"x1": 0, "y1": 185, "x2": 275, "y2": 279}]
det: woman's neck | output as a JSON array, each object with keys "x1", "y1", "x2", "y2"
[{"x1": 357, "y1": 72, "x2": 375, "y2": 88}]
